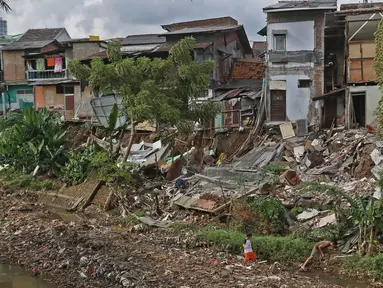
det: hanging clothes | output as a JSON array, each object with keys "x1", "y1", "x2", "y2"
[
  {"x1": 47, "y1": 57, "x2": 55, "y2": 67},
  {"x1": 36, "y1": 58, "x2": 45, "y2": 71},
  {"x1": 26, "y1": 60, "x2": 33, "y2": 71},
  {"x1": 54, "y1": 57, "x2": 63, "y2": 73}
]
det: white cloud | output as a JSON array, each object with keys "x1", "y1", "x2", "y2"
[{"x1": 0, "y1": 0, "x2": 367, "y2": 40}]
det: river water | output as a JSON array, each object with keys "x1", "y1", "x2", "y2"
[{"x1": 0, "y1": 264, "x2": 54, "y2": 288}]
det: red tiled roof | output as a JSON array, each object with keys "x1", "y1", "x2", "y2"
[{"x1": 230, "y1": 59, "x2": 264, "y2": 80}]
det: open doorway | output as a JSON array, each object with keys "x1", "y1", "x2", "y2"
[{"x1": 351, "y1": 92, "x2": 366, "y2": 127}]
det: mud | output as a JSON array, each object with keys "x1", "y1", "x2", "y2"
[{"x1": 0, "y1": 192, "x2": 373, "y2": 288}]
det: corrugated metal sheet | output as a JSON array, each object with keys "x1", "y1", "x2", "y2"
[
  {"x1": 2, "y1": 40, "x2": 55, "y2": 51},
  {"x1": 121, "y1": 44, "x2": 159, "y2": 53},
  {"x1": 162, "y1": 25, "x2": 241, "y2": 35},
  {"x1": 121, "y1": 34, "x2": 165, "y2": 46},
  {"x1": 264, "y1": 0, "x2": 336, "y2": 11},
  {"x1": 90, "y1": 95, "x2": 127, "y2": 129},
  {"x1": 223, "y1": 89, "x2": 245, "y2": 100}
]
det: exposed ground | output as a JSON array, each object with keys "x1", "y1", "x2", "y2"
[{"x1": 0, "y1": 191, "x2": 370, "y2": 288}]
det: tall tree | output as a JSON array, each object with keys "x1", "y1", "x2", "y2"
[
  {"x1": 69, "y1": 37, "x2": 219, "y2": 161},
  {"x1": 373, "y1": 20, "x2": 383, "y2": 136},
  {"x1": 0, "y1": 0, "x2": 11, "y2": 12}
]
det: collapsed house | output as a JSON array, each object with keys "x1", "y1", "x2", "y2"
[
  {"x1": 214, "y1": 59, "x2": 264, "y2": 128},
  {"x1": 320, "y1": 2, "x2": 383, "y2": 129}
]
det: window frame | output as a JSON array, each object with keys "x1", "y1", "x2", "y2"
[
  {"x1": 298, "y1": 79, "x2": 312, "y2": 88},
  {"x1": 274, "y1": 34, "x2": 286, "y2": 51}
]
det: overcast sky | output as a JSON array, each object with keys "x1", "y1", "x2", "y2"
[{"x1": 1, "y1": 0, "x2": 369, "y2": 41}]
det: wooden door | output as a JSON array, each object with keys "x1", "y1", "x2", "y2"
[
  {"x1": 270, "y1": 90, "x2": 286, "y2": 121},
  {"x1": 324, "y1": 97, "x2": 337, "y2": 128},
  {"x1": 65, "y1": 95, "x2": 74, "y2": 120},
  {"x1": 34, "y1": 86, "x2": 44, "y2": 110}
]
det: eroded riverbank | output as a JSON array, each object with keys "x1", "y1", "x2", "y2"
[{"x1": 0, "y1": 192, "x2": 375, "y2": 287}]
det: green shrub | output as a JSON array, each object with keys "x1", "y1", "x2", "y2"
[
  {"x1": 343, "y1": 254, "x2": 383, "y2": 280},
  {"x1": 247, "y1": 197, "x2": 287, "y2": 235},
  {"x1": 61, "y1": 143, "x2": 102, "y2": 185},
  {"x1": 197, "y1": 228, "x2": 312, "y2": 262},
  {"x1": 0, "y1": 108, "x2": 66, "y2": 175}
]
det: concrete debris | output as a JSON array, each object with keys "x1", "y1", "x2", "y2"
[{"x1": 297, "y1": 209, "x2": 320, "y2": 221}]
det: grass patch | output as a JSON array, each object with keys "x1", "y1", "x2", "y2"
[
  {"x1": 2, "y1": 173, "x2": 54, "y2": 192},
  {"x1": 171, "y1": 222, "x2": 198, "y2": 232},
  {"x1": 122, "y1": 210, "x2": 146, "y2": 226},
  {"x1": 343, "y1": 255, "x2": 383, "y2": 280},
  {"x1": 263, "y1": 163, "x2": 287, "y2": 175},
  {"x1": 197, "y1": 228, "x2": 313, "y2": 262}
]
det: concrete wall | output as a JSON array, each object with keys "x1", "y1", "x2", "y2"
[
  {"x1": 74, "y1": 85, "x2": 95, "y2": 118},
  {"x1": 270, "y1": 74, "x2": 311, "y2": 121},
  {"x1": 0, "y1": 84, "x2": 32, "y2": 111},
  {"x1": 266, "y1": 11, "x2": 326, "y2": 123},
  {"x1": 44, "y1": 85, "x2": 64, "y2": 109},
  {"x1": 267, "y1": 21, "x2": 315, "y2": 51},
  {"x1": 72, "y1": 42, "x2": 103, "y2": 60},
  {"x1": 349, "y1": 85, "x2": 381, "y2": 125}
]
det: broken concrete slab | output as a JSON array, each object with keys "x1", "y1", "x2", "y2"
[
  {"x1": 279, "y1": 122, "x2": 295, "y2": 139},
  {"x1": 316, "y1": 213, "x2": 337, "y2": 228},
  {"x1": 297, "y1": 209, "x2": 319, "y2": 221}
]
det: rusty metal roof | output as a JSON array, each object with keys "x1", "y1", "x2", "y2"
[{"x1": 264, "y1": 0, "x2": 337, "y2": 12}]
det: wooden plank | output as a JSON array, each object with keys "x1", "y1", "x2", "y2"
[
  {"x1": 349, "y1": 60, "x2": 361, "y2": 70},
  {"x1": 362, "y1": 42, "x2": 376, "y2": 58},
  {"x1": 362, "y1": 59, "x2": 375, "y2": 81},
  {"x1": 350, "y1": 69, "x2": 363, "y2": 82},
  {"x1": 81, "y1": 181, "x2": 105, "y2": 210},
  {"x1": 349, "y1": 43, "x2": 361, "y2": 59}
]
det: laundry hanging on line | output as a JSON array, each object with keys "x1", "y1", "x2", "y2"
[
  {"x1": 54, "y1": 57, "x2": 63, "y2": 73},
  {"x1": 36, "y1": 59, "x2": 45, "y2": 71},
  {"x1": 26, "y1": 60, "x2": 33, "y2": 71},
  {"x1": 47, "y1": 58, "x2": 55, "y2": 67}
]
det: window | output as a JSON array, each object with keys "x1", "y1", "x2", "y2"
[
  {"x1": 56, "y1": 85, "x2": 64, "y2": 94},
  {"x1": 57, "y1": 85, "x2": 74, "y2": 94},
  {"x1": 298, "y1": 79, "x2": 311, "y2": 88},
  {"x1": 274, "y1": 34, "x2": 286, "y2": 51},
  {"x1": 64, "y1": 85, "x2": 74, "y2": 94},
  {"x1": 16, "y1": 89, "x2": 33, "y2": 95}
]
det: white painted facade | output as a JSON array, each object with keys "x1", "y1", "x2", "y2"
[
  {"x1": 349, "y1": 85, "x2": 381, "y2": 125},
  {"x1": 266, "y1": 19, "x2": 319, "y2": 122},
  {"x1": 270, "y1": 74, "x2": 311, "y2": 121},
  {"x1": 267, "y1": 21, "x2": 315, "y2": 52}
]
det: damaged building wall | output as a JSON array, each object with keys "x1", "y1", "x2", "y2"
[
  {"x1": 266, "y1": 11, "x2": 325, "y2": 123},
  {"x1": 74, "y1": 85, "x2": 95, "y2": 118},
  {"x1": 349, "y1": 86, "x2": 381, "y2": 126},
  {"x1": 270, "y1": 73, "x2": 311, "y2": 121}
]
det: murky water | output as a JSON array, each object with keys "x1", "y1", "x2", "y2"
[
  {"x1": 0, "y1": 264, "x2": 55, "y2": 288},
  {"x1": 303, "y1": 271, "x2": 368, "y2": 288}
]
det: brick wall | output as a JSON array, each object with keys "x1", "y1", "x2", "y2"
[
  {"x1": 72, "y1": 42, "x2": 102, "y2": 60},
  {"x1": 168, "y1": 17, "x2": 238, "y2": 31},
  {"x1": 231, "y1": 59, "x2": 264, "y2": 80}
]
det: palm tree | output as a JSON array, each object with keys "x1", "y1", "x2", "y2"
[{"x1": 0, "y1": 0, "x2": 11, "y2": 12}]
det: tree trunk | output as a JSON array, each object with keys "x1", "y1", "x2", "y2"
[
  {"x1": 123, "y1": 117, "x2": 135, "y2": 162},
  {"x1": 112, "y1": 129, "x2": 125, "y2": 160}
]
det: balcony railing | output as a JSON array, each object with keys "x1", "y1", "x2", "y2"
[{"x1": 26, "y1": 69, "x2": 67, "y2": 81}]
